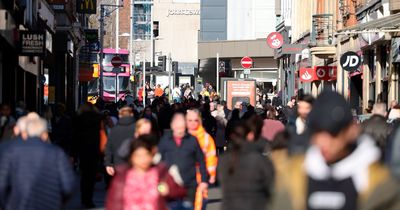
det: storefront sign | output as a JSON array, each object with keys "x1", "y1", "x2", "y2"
[
  {"x1": 315, "y1": 66, "x2": 337, "y2": 81},
  {"x1": 167, "y1": 9, "x2": 200, "y2": 17},
  {"x1": 281, "y1": 44, "x2": 307, "y2": 55},
  {"x1": 77, "y1": 0, "x2": 96, "y2": 14},
  {"x1": 19, "y1": 31, "x2": 46, "y2": 56},
  {"x1": 299, "y1": 66, "x2": 337, "y2": 82},
  {"x1": 225, "y1": 80, "x2": 256, "y2": 110},
  {"x1": 340, "y1": 51, "x2": 361, "y2": 72},
  {"x1": 266, "y1": 32, "x2": 284, "y2": 49},
  {"x1": 299, "y1": 68, "x2": 314, "y2": 82}
]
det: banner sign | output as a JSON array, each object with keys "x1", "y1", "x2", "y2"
[{"x1": 19, "y1": 31, "x2": 46, "y2": 56}]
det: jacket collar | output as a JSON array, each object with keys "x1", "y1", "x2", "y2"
[{"x1": 305, "y1": 135, "x2": 381, "y2": 192}]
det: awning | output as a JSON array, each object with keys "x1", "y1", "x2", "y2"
[{"x1": 336, "y1": 13, "x2": 400, "y2": 35}]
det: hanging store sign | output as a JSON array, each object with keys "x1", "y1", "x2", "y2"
[
  {"x1": 77, "y1": 0, "x2": 97, "y2": 14},
  {"x1": 340, "y1": 51, "x2": 361, "y2": 72},
  {"x1": 19, "y1": 31, "x2": 46, "y2": 56},
  {"x1": 266, "y1": 32, "x2": 284, "y2": 49}
]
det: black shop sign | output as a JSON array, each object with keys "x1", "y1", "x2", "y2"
[{"x1": 19, "y1": 31, "x2": 46, "y2": 56}]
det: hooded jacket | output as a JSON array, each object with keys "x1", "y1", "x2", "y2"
[{"x1": 271, "y1": 135, "x2": 400, "y2": 210}]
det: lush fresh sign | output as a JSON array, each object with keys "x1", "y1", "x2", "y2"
[{"x1": 19, "y1": 31, "x2": 46, "y2": 56}]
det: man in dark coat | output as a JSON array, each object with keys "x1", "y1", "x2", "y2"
[
  {"x1": 73, "y1": 103, "x2": 102, "y2": 208},
  {"x1": 0, "y1": 116, "x2": 75, "y2": 210},
  {"x1": 158, "y1": 113, "x2": 208, "y2": 210},
  {"x1": 105, "y1": 106, "x2": 135, "y2": 176}
]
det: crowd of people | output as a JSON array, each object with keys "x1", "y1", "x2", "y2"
[{"x1": 1, "y1": 87, "x2": 400, "y2": 210}]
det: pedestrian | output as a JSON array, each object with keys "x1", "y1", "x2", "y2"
[
  {"x1": 0, "y1": 116, "x2": 75, "y2": 210},
  {"x1": 200, "y1": 103, "x2": 217, "y2": 137},
  {"x1": 159, "y1": 113, "x2": 209, "y2": 210},
  {"x1": 272, "y1": 91, "x2": 400, "y2": 210},
  {"x1": 261, "y1": 106, "x2": 285, "y2": 141},
  {"x1": 293, "y1": 94, "x2": 314, "y2": 135},
  {"x1": 186, "y1": 109, "x2": 218, "y2": 210},
  {"x1": 218, "y1": 121, "x2": 275, "y2": 210},
  {"x1": 155, "y1": 84, "x2": 164, "y2": 98},
  {"x1": 105, "y1": 106, "x2": 136, "y2": 176},
  {"x1": 173, "y1": 85, "x2": 182, "y2": 103},
  {"x1": 50, "y1": 103, "x2": 73, "y2": 154},
  {"x1": 106, "y1": 135, "x2": 186, "y2": 210},
  {"x1": 73, "y1": 103, "x2": 102, "y2": 208},
  {"x1": 0, "y1": 104, "x2": 16, "y2": 141},
  {"x1": 226, "y1": 109, "x2": 241, "y2": 144},
  {"x1": 214, "y1": 104, "x2": 227, "y2": 155}
]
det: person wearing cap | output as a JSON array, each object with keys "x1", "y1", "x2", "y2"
[{"x1": 271, "y1": 91, "x2": 400, "y2": 210}]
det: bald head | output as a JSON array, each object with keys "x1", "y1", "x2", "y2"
[
  {"x1": 171, "y1": 113, "x2": 186, "y2": 138},
  {"x1": 372, "y1": 103, "x2": 387, "y2": 117}
]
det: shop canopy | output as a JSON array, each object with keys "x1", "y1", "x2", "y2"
[{"x1": 335, "y1": 13, "x2": 400, "y2": 35}]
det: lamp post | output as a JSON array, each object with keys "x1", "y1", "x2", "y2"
[{"x1": 99, "y1": 4, "x2": 123, "y2": 100}]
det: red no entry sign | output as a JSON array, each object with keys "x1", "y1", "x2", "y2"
[
  {"x1": 111, "y1": 56, "x2": 123, "y2": 67},
  {"x1": 241, "y1": 56, "x2": 253, "y2": 69}
]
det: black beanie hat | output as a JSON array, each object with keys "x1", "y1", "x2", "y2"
[{"x1": 307, "y1": 90, "x2": 353, "y2": 136}]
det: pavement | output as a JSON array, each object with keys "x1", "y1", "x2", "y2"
[{"x1": 65, "y1": 174, "x2": 222, "y2": 210}]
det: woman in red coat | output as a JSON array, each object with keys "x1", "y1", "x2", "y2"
[{"x1": 106, "y1": 135, "x2": 186, "y2": 210}]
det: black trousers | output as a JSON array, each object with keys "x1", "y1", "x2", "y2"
[{"x1": 80, "y1": 160, "x2": 97, "y2": 206}]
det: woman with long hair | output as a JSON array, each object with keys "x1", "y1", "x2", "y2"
[{"x1": 218, "y1": 121, "x2": 275, "y2": 210}]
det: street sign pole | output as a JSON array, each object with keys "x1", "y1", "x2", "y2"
[
  {"x1": 216, "y1": 53, "x2": 219, "y2": 95},
  {"x1": 115, "y1": 72, "x2": 119, "y2": 103},
  {"x1": 168, "y1": 53, "x2": 172, "y2": 103},
  {"x1": 99, "y1": 5, "x2": 105, "y2": 100},
  {"x1": 143, "y1": 52, "x2": 146, "y2": 107}
]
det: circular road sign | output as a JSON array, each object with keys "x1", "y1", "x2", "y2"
[
  {"x1": 111, "y1": 56, "x2": 123, "y2": 67},
  {"x1": 241, "y1": 56, "x2": 253, "y2": 69},
  {"x1": 267, "y1": 32, "x2": 284, "y2": 49},
  {"x1": 340, "y1": 51, "x2": 361, "y2": 72}
]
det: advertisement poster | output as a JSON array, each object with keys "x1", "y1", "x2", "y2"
[{"x1": 225, "y1": 80, "x2": 256, "y2": 110}]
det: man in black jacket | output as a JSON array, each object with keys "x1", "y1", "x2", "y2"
[
  {"x1": 105, "y1": 106, "x2": 135, "y2": 176},
  {"x1": 158, "y1": 113, "x2": 208, "y2": 210}
]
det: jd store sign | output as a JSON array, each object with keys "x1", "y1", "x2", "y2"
[
  {"x1": 340, "y1": 51, "x2": 361, "y2": 72},
  {"x1": 19, "y1": 31, "x2": 46, "y2": 56}
]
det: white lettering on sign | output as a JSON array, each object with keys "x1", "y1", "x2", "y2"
[
  {"x1": 343, "y1": 56, "x2": 360, "y2": 68},
  {"x1": 167, "y1": 9, "x2": 200, "y2": 17}
]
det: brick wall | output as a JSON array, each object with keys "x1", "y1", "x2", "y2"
[{"x1": 390, "y1": 0, "x2": 400, "y2": 12}]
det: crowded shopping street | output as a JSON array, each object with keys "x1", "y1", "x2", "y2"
[{"x1": 2, "y1": 0, "x2": 400, "y2": 210}]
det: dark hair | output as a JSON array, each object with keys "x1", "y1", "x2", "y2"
[
  {"x1": 231, "y1": 109, "x2": 240, "y2": 121},
  {"x1": 126, "y1": 135, "x2": 157, "y2": 165},
  {"x1": 299, "y1": 94, "x2": 315, "y2": 105},
  {"x1": 271, "y1": 130, "x2": 290, "y2": 150},
  {"x1": 266, "y1": 106, "x2": 278, "y2": 120},
  {"x1": 244, "y1": 115, "x2": 264, "y2": 141},
  {"x1": 228, "y1": 122, "x2": 250, "y2": 175}
]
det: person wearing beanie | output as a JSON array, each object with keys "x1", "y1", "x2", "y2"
[{"x1": 272, "y1": 90, "x2": 400, "y2": 210}]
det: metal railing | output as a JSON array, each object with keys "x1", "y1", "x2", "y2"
[{"x1": 311, "y1": 14, "x2": 335, "y2": 46}]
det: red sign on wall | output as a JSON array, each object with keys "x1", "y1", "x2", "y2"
[
  {"x1": 299, "y1": 66, "x2": 337, "y2": 82},
  {"x1": 299, "y1": 68, "x2": 314, "y2": 82}
]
